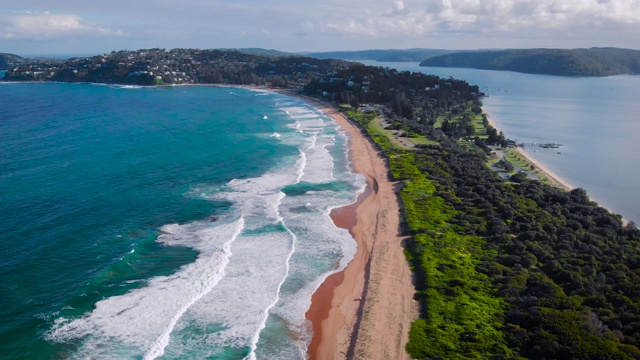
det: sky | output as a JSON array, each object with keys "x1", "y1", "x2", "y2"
[{"x1": 1, "y1": 0, "x2": 639, "y2": 56}]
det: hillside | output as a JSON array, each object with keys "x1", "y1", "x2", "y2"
[
  {"x1": 420, "y1": 48, "x2": 640, "y2": 76},
  {"x1": 2, "y1": 48, "x2": 352, "y2": 87},
  {"x1": 305, "y1": 48, "x2": 461, "y2": 62},
  {"x1": 216, "y1": 48, "x2": 294, "y2": 57},
  {"x1": 0, "y1": 53, "x2": 26, "y2": 70}
]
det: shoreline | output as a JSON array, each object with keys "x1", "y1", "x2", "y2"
[
  {"x1": 484, "y1": 107, "x2": 629, "y2": 225},
  {"x1": 512, "y1": 146, "x2": 574, "y2": 191},
  {"x1": 483, "y1": 108, "x2": 574, "y2": 191},
  {"x1": 286, "y1": 92, "x2": 417, "y2": 359}
]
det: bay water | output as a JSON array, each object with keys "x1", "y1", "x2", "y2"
[
  {"x1": 361, "y1": 61, "x2": 640, "y2": 224},
  {"x1": 0, "y1": 82, "x2": 363, "y2": 359}
]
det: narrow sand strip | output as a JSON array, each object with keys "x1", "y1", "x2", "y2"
[
  {"x1": 287, "y1": 94, "x2": 417, "y2": 360},
  {"x1": 513, "y1": 147, "x2": 574, "y2": 191}
]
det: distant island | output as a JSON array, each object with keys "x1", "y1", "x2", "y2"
[{"x1": 420, "y1": 47, "x2": 640, "y2": 76}]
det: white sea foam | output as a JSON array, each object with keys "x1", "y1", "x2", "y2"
[
  {"x1": 244, "y1": 191, "x2": 297, "y2": 360},
  {"x1": 47, "y1": 91, "x2": 362, "y2": 359},
  {"x1": 250, "y1": 89, "x2": 271, "y2": 96},
  {"x1": 108, "y1": 84, "x2": 144, "y2": 90},
  {"x1": 47, "y1": 218, "x2": 245, "y2": 359}
]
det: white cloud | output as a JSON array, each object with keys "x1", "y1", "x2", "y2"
[
  {"x1": 0, "y1": 12, "x2": 122, "y2": 40},
  {"x1": 385, "y1": 0, "x2": 408, "y2": 15},
  {"x1": 326, "y1": 18, "x2": 376, "y2": 36},
  {"x1": 318, "y1": 0, "x2": 640, "y2": 44},
  {"x1": 295, "y1": 21, "x2": 315, "y2": 36},
  {"x1": 2, "y1": 0, "x2": 639, "y2": 53}
]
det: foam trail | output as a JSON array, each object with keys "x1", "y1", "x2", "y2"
[
  {"x1": 324, "y1": 142, "x2": 336, "y2": 180},
  {"x1": 244, "y1": 192, "x2": 296, "y2": 360},
  {"x1": 144, "y1": 217, "x2": 245, "y2": 360},
  {"x1": 296, "y1": 149, "x2": 307, "y2": 184},
  {"x1": 37, "y1": 90, "x2": 364, "y2": 359},
  {"x1": 46, "y1": 217, "x2": 246, "y2": 359}
]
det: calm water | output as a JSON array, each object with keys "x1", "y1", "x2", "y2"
[
  {"x1": 361, "y1": 61, "x2": 640, "y2": 224},
  {"x1": 0, "y1": 83, "x2": 363, "y2": 359}
]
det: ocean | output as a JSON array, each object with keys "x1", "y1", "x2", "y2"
[
  {"x1": 0, "y1": 82, "x2": 364, "y2": 359},
  {"x1": 360, "y1": 61, "x2": 640, "y2": 224}
]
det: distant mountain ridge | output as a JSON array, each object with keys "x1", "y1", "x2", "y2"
[
  {"x1": 216, "y1": 48, "x2": 295, "y2": 57},
  {"x1": 420, "y1": 48, "x2": 640, "y2": 76},
  {"x1": 303, "y1": 49, "x2": 462, "y2": 62}
]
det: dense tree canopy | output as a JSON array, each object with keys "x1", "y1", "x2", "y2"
[{"x1": 420, "y1": 48, "x2": 640, "y2": 76}]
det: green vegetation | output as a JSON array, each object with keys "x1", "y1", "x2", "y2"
[
  {"x1": 503, "y1": 149, "x2": 530, "y2": 170},
  {"x1": 420, "y1": 48, "x2": 640, "y2": 76},
  {"x1": 345, "y1": 109, "x2": 376, "y2": 126},
  {"x1": 500, "y1": 149, "x2": 558, "y2": 186},
  {"x1": 436, "y1": 101, "x2": 487, "y2": 139},
  {"x1": 9, "y1": 45, "x2": 640, "y2": 359},
  {"x1": 345, "y1": 98, "x2": 640, "y2": 358},
  {"x1": 408, "y1": 137, "x2": 439, "y2": 146},
  {"x1": 345, "y1": 112, "x2": 511, "y2": 358},
  {"x1": 3, "y1": 48, "x2": 353, "y2": 87}
]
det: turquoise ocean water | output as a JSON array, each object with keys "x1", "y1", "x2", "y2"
[
  {"x1": 0, "y1": 81, "x2": 363, "y2": 359},
  {"x1": 361, "y1": 62, "x2": 640, "y2": 224}
]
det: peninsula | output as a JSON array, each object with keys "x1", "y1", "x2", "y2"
[{"x1": 6, "y1": 47, "x2": 640, "y2": 359}]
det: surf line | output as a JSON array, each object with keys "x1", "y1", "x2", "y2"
[
  {"x1": 244, "y1": 191, "x2": 297, "y2": 360},
  {"x1": 143, "y1": 217, "x2": 245, "y2": 360}
]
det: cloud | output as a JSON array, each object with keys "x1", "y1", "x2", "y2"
[
  {"x1": 385, "y1": 0, "x2": 408, "y2": 16},
  {"x1": 2, "y1": 0, "x2": 639, "y2": 53},
  {"x1": 437, "y1": 0, "x2": 640, "y2": 31},
  {"x1": 315, "y1": 0, "x2": 640, "y2": 46},
  {"x1": 295, "y1": 21, "x2": 315, "y2": 36},
  {"x1": 324, "y1": 1, "x2": 436, "y2": 37},
  {"x1": 0, "y1": 12, "x2": 123, "y2": 40},
  {"x1": 326, "y1": 18, "x2": 375, "y2": 36}
]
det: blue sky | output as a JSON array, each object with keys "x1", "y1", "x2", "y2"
[{"x1": 1, "y1": 0, "x2": 639, "y2": 56}]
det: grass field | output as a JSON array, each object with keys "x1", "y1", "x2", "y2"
[
  {"x1": 502, "y1": 148, "x2": 559, "y2": 185},
  {"x1": 408, "y1": 137, "x2": 439, "y2": 146},
  {"x1": 346, "y1": 103, "x2": 492, "y2": 152}
]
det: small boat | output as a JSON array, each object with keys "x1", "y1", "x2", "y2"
[{"x1": 263, "y1": 115, "x2": 268, "y2": 120}]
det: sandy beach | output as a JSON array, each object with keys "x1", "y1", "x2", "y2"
[
  {"x1": 512, "y1": 147, "x2": 574, "y2": 191},
  {"x1": 287, "y1": 93, "x2": 417, "y2": 359}
]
